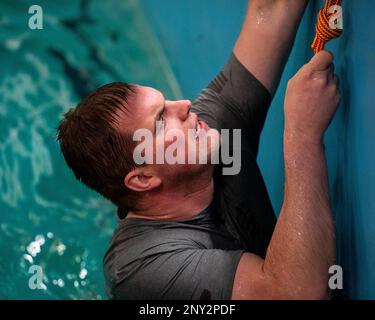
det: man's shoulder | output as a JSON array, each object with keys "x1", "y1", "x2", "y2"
[
  {"x1": 103, "y1": 216, "x2": 241, "y2": 270},
  {"x1": 104, "y1": 219, "x2": 207, "y2": 265}
]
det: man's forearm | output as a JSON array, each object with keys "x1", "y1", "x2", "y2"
[
  {"x1": 234, "y1": 0, "x2": 309, "y2": 94},
  {"x1": 245, "y1": 0, "x2": 309, "y2": 30},
  {"x1": 263, "y1": 131, "x2": 335, "y2": 299}
]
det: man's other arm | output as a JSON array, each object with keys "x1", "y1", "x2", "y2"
[
  {"x1": 231, "y1": 51, "x2": 340, "y2": 299},
  {"x1": 234, "y1": 0, "x2": 309, "y2": 95}
]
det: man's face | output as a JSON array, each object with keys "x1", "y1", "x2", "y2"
[{"x1": 124, "y1": 85, "x2": 220, "y2": 182}]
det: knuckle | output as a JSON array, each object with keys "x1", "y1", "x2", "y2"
[{"x1": 315, "y1": 76, "x2": 327, "y2": 88}]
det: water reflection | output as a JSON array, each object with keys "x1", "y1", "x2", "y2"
[{"x1": 19, "y1": 231, "x2": 106, "y2": 299}]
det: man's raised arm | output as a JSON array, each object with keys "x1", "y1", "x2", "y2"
[
  {"x1": 231, "y1": 51, "x2": 340, "y2": 299},
  {"x1": 234, "y1": 0, "x2": 309, "y2": 95}
]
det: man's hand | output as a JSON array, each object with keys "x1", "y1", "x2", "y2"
[{"x1": 284, "y1": 51, "x2": 340, "y2": 144}]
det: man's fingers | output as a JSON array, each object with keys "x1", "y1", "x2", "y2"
[{"x1": 308, "y1": 50, "x2": 334, "y2": 71}]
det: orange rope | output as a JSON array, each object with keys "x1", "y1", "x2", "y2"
[{"x1": 311, "y1": 0, "x2": 343, "y2": 53}]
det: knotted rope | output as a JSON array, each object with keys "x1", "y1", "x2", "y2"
[{"x1": 311, "y1": 0, "x2": 343, "y2": 53}]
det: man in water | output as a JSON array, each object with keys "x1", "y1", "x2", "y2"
[{"x1": 57, "y1": 0, "x2": 340, "y2": 299}]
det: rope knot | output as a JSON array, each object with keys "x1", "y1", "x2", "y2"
[{"x1": 312, "y1": 0, "x2": 343, "y2": 53}]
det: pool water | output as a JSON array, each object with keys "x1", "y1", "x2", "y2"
[{"x1": 0, "y1": 0, "x2": 180, "y2": 299}]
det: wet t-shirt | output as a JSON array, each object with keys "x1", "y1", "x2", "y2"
[
  {"x1": 104, "y1": 53, "x2": 277, "y2": 300},
  {"x1": 104, "y1": 204, "x2": 244, "y2": 299}
]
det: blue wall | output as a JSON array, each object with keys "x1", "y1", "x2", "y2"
[{"x1": 140, "y1": 0, "x2": 375, "y2": 299}]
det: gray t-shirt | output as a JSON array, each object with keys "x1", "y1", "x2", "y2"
[
  {"x1": 104, "y1": 53, "x2": 276, "y2": 300},
  {"x1": 104, "y1": 204, "x2": 244, "y2": 300}
]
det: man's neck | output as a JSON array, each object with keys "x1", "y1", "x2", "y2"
[{"x1": 127, "y1": 175, "x2": 214, "y2": 221}]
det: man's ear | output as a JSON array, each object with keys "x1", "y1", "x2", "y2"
[{"x1": 124, "y1": 168, "x2": 161, "y2": 192}]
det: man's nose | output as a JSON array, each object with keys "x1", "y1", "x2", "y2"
[{"x1": 166, "y1": 100, "x2": 191, "y2": 120}]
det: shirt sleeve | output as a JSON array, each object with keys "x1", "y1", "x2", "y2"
[
  {"x1": 191, "y1": 53, "x2": 276, "y2": 256},
  {"x1": 191, "y1": 52, "x2": 272, "y2": 157},
  {"x1": 112, "y1": 247, "x2": 244, "y2": 300}
]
